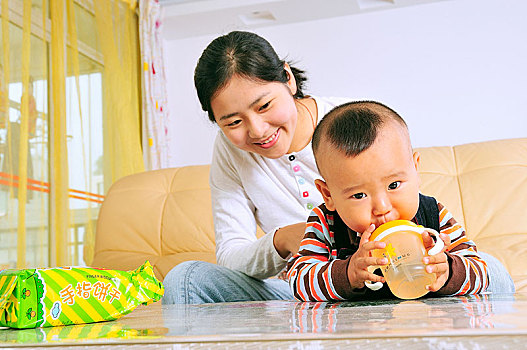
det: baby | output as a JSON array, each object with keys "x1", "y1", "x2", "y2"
[{"x1": 286, "y1": 101, "x2": 488, "y2": 301}]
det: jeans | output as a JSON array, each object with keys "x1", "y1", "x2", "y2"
[
  {"x1": 479, "y1": 252, "x2": 515, "y2": 294},
  {"x1": 162, "y1": 260, "x2": 293, "y2": 304},
  {"x1": 162, "y1": 252, "x2": 515, "y2": 304}
]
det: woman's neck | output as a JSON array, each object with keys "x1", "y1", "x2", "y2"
[{"x1": 288, "y1": 97, "x2": 317, "y2": 154}]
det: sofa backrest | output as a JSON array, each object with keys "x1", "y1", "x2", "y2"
[
  {"x1": 92, "y1": 138, "x2": 527, "y2": 291},
  {"x1": 92, "y1": 165, "x2": 216, "y2": 280},
  {"x1": 417, "y1": 138, "x2": 527, "y2": 291}
]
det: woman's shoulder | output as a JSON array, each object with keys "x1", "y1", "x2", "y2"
[
  {"x1": 212, "y1": 131, "x2": 246, "y2": 165},
  {"x1": 213, "y1": 131, "x2": 242, "y2": 155}
]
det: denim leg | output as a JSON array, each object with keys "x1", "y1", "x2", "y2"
[
  {"x1": 162, "y1": 260, "x2": 294, "y2": 304},
  {"x1": 480, "y1": 252, "x2": 515, "y2": 294}
]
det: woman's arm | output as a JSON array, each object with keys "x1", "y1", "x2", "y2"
[
  {"x1": 210, "y1": 134, "x2": 294, "y2": 279},
  {"x1": 211, "y1": 182, "x2": 286, "y2": 279},
  {"x1": 273, "y1": 222, "x2": 306, "y2": 258}
]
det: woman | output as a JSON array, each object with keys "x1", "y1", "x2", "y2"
[{"x1": 162, "y1": 31, "x2": 514, "y2": 304}]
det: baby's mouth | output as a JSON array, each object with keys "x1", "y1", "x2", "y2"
[{"x1": 375, "y1": 217, "x2": 389, "y2": 228}]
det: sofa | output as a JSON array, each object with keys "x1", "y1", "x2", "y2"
[{"x1": 92, "y1": 137, "x2": 527, "y2": 292}]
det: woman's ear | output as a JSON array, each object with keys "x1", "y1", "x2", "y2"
[
  {"x1": 283, "y1": 63, "x2": 297, "y2": 95},
  {"x1": 315, "y1": 179, "x2": 335, "y2": 211}
]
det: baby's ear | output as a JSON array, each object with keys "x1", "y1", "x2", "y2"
[
  {"x1": 315, "y1": 179, "x2": 335, "y2": 211},
  {"x1": 412, "y1": 151, "x2": 420, "y2": 170},
  {"x1": 413, "y1": 151, "x2": 421, "y2": 187}
]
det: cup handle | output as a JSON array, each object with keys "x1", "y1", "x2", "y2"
[
  {"x1": 422, "y1": 228, "x2": 445, "y2": 256},
  {"x1": 364, "y1": 265, "x2": 383, "y2": 290}
]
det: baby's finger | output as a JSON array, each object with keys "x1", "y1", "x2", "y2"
[
  {"x1": 360, "y1": 239, "x2": 386, "y2": 256},
  {"x1": 426, "y1": 268, "x2": 449, "y2": 291},
  {"x1": 359, "y1": 224, "x2": 376, "y2": 246},
  {"x1": 439, "y1": 233, "x2": 451, "y2": 251},
  {"x1": 424, "y1": 252, "x2": 447, "y2": 265},
  {"x1": 425, "y1": 261, "x2": 449, "y2": 275},
  {"x1": 426, "y1": 279, "x2": 444, "y2": 292},
  {"x1": 358, "y1": 256, "x2": 388, "y2": 270},
  {"x1": 363, "y1": 268, "x2": 385, "y2": 284},
  {"x1": 421, "y1": 231, "x2": 433, "y2": 247},
  {"x1": 357, "y1": 225, "x2": 387, "y2": 261}
]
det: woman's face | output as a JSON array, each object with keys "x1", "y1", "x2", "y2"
[{"x1": 210, "y1": 73, "x2": 298, "y2": 159}]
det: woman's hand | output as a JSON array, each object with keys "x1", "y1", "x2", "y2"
[
  {"x1": 422, "y1": 232, "x2": 451, "y2": 292},
  {"x1": 273, "y1": 222, "x2": 307, "y2": 258}
]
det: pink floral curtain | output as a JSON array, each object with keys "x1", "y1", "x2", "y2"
[{"x1": 139, "y1": 0, "x2": 171, "y2": 170}]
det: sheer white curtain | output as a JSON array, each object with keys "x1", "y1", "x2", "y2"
[{"x1": 139, "y1": 0, "x2": 171, "y2": 170}]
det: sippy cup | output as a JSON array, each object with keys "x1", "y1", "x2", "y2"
[{"x1": 365, "y1": 220, "x2": 444, "y2": 299}]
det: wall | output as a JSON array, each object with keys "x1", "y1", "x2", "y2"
[{"x1": 163, "y1": 0, "x2": 527, "y2": 167}]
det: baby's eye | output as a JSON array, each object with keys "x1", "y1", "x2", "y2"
[
  {"x1": 227, "y1": 120, "x2": 241, "y2": 127},
  {"x1": 259, "y1": 101, "x2": 271, "y2": 111},
  {"x1": 388, "y1": 181, "x2": 401, "y2": 190},
  {"x1": 352, "y1": 193, "x2": 366, "y2": 200}
]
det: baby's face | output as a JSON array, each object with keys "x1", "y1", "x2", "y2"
[{"x1": 316, "y1": 121, "x2": 421, "y2": 233}]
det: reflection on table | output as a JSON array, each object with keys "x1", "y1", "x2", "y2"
[
  {"x1": 163, "y1": 293, "x2": 519, "y2": 337},
  {"x1": 0, "y1": 293, "x2": 524, "y2": 347}
]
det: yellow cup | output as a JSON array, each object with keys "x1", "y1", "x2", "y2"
[{"x1": 364, "y1": 220, "x2": 444, "y2": 299}]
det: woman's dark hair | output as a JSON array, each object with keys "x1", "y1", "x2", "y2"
[{"x1": 194, "y1": 31, "x2": 307, "y2": 122}]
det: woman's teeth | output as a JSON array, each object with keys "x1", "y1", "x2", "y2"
[{"x1": 259, "y1": 130, "x2": 278, "y2": 144}]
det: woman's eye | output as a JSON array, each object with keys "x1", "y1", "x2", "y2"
[
  {"x1": 259, "y1": 101, "x2": 271, "y2": 111},
  {"x1": 388, "y1": 181, "x2": 401, "y2": 190},
  {"x1": 352, "y1": 193, "x2": 366, "y2": 200}
]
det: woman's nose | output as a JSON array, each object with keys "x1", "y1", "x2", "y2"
[{"x1": 247, "y1": 117, "x2": 267, "y2": 139}]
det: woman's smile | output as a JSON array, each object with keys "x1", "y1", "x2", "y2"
[{"x1": 254, "y1": 129, "x2": 280, "y2": 149}]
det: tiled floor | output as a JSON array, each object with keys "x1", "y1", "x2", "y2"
[{"x1": 2, "y1": 293, "x2": 526, "y2": 348}]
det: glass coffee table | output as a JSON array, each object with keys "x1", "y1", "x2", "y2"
[{"x1": 1, "y1": 293, "x2": 526, "y2": 349}]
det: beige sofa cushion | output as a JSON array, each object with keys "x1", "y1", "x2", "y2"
[
  {"x1": 93, "y1": 138, "x2": 527, "y2": 290},
  {"x1": 417, "y1": 138, "x2": 527, "y2": 291},
  {"x1": 92, "y1": 166, "x2": 216, "y2": 280}
]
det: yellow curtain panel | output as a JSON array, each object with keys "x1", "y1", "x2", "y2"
[{"x1": 0, "y1": 0, "x2": 143, "y2": 269}]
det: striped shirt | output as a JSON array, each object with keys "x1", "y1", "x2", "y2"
[{"x1": 286, "y1": 200, "x2": 489, "y2": 301}]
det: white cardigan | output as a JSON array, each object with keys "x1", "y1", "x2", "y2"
[{"x1": 209, "y1": 96, "x2": 352, "y2": 279}]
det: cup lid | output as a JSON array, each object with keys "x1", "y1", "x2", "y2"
[{"x1": 370, "y1": 219, "x2": 423, "y2": 242}]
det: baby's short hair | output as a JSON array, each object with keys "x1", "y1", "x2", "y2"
[{"x1": 312, "y1": 101, "x2": 407, "y2": 163}]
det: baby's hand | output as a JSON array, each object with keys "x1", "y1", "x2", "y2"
[
  {"x1": 422, "y1": 232, "x2": 451, "y2": 292},
  {"x1": 347, "y1": 224, "x2": 388, "y2": 289}
]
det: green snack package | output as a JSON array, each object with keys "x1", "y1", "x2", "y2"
[{"x1": 0, "y1": 261, "x2": 164, "y2": 329}]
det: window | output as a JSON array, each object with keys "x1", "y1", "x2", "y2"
[{"x1": 0, "y1": 0, "x2": 142, "y2": 269}]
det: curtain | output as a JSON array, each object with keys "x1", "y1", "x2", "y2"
[
  {"x1": 0, "y1": 0, "x2": 143, "y2": 269},
  {"x1": 139, "y1": 0, "x2": 170, "y2": 170}
]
